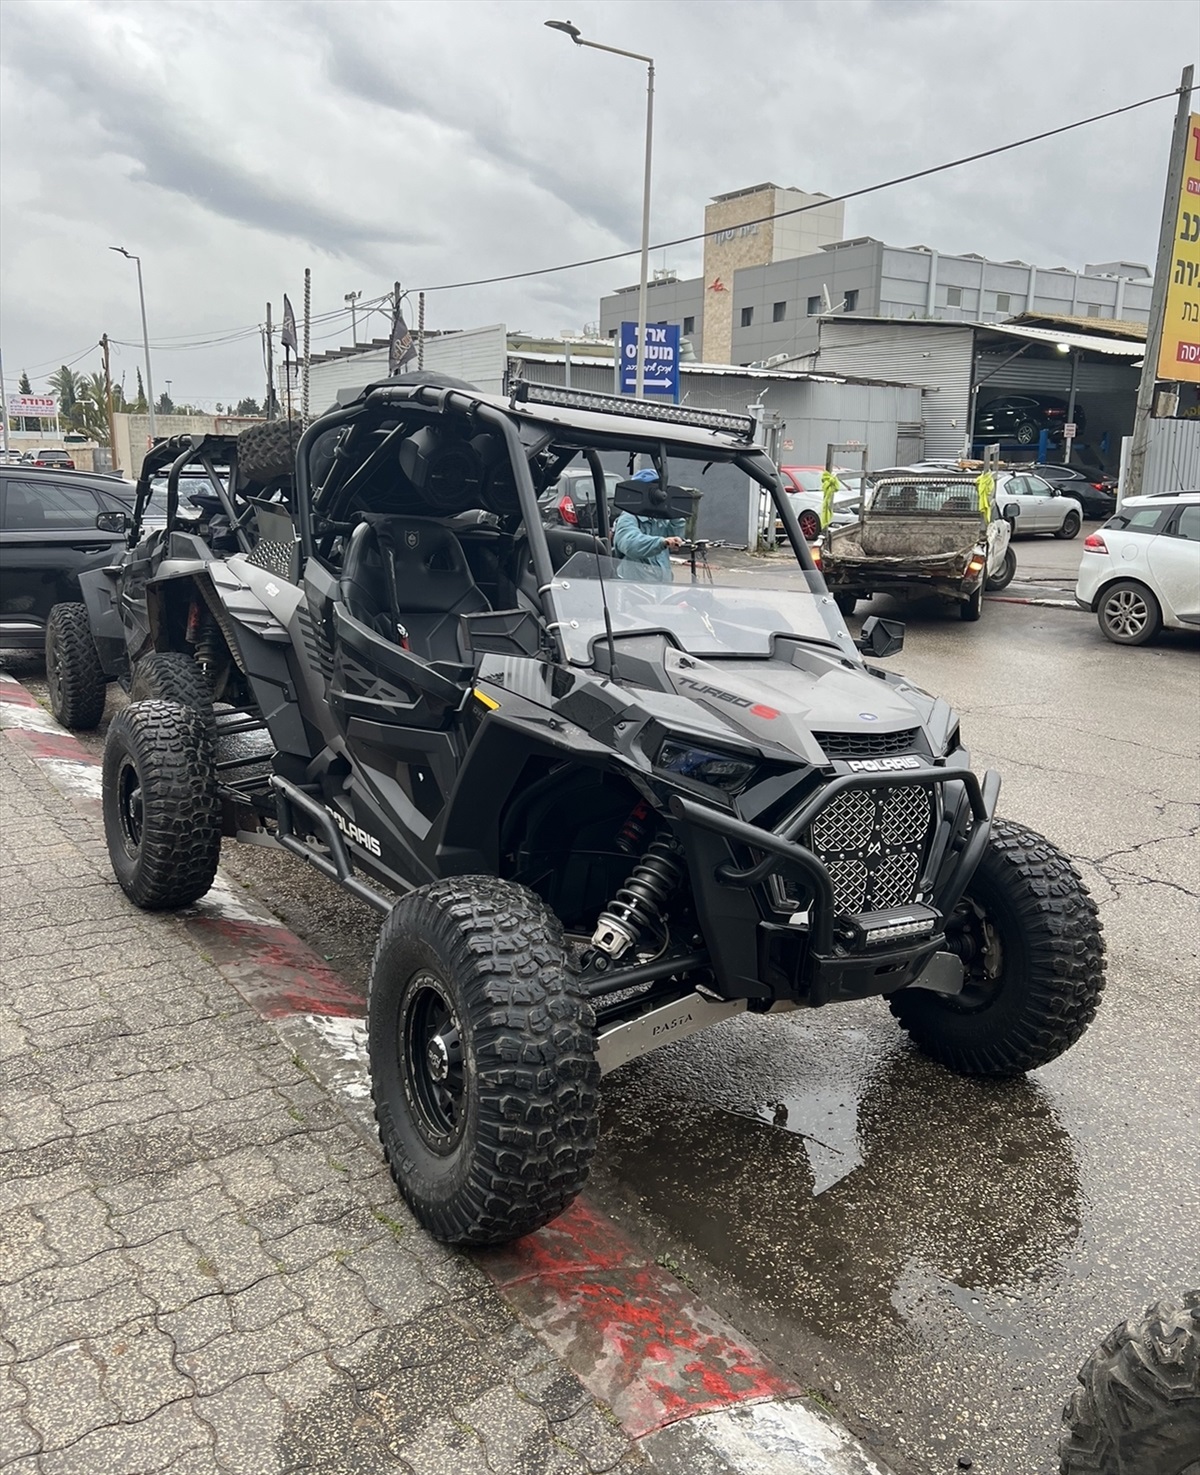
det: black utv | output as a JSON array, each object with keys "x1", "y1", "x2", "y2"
[{"x1": 75, "y1": 374, "x2": 1105, "y2": 1246}]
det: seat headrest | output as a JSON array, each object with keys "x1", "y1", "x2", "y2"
[{"x1": 364, "y1": 515, "x2": 477, "y2": 613}]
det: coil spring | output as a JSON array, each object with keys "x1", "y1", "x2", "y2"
[{"x1": 594, "y1": 834, "x2": 683, "y2": 956}]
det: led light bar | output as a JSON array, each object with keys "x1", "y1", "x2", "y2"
[
  {"x1": 509, "y1": 380, "x2": 756, "y2": 441},
  {"x1": 843, "y1": 905, "x2": 940, "y2": 949}
]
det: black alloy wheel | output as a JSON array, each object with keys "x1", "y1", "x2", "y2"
[{"x1": 399, "y1": 971, "x2": 466, "y2": 1153}]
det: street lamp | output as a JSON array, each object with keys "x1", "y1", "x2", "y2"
[
  {"x1": 546, "y1": 19, "x2": 654, "y2": 399},
  {"x1": 110, "y1": 246, "x2": 156, "y2": 438},
  {"x1": 344, "y1": 290, "x2": 362, "y2": 344}
]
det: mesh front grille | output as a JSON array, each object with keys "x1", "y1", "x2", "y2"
[
  {"x1": 807, "y1": 783, "x2": 932, "y2": 915},
  {"x1": 814, "y1": 728, "x2": 921, "y2": 758},
  {"x1": 247, "y1": 539, "x2": 297, "y2": 580}
]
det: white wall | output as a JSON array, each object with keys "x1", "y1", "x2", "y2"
[{"x1": 307, "y1": 324, "x2": 508, "y2": 409}]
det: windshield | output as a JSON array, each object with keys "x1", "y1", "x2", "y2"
[{"x1": 549, "y1": 552, "x2": 854, "y2": 664}]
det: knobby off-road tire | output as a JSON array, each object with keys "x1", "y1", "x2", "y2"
[
  {"x1": 960, "y1": 584, "x2": 984, "y2": 621},
  {"x1": 102, "y1": 701, "x2": 220, "y2": 910},
  {"x1": 130, "y1": 652, "x2": 215, "y2": 744},
  {"x1": 986, "y1": 546, "x2": 1018, "y2": 592},
  {"x1": 237, "y1": 419, "x2": 299, "y2": 484},
  {"x1": 45, "y1": 603, "x2": 107, "y2": 730},
  {"x1": 1060, "y1": 1291, "x2": 1200, "y2": 1475},
  {"x1": 368, "y1": 876, "x2": 600, "y2": 1246},
  {"x1": 890, "y1": 818, "x2": 1104, "y2": 1076}
]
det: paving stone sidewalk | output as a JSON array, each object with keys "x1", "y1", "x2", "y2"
[{"x1": 0, "y1": 737, "x2": 641, "y2": 1475}]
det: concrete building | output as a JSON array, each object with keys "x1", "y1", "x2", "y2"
[
  {"x1": 600, "y1": 181, "x2": 845, "y2": 363},
  {"x1": 598, "y1": 182, "x2": 1152, "y2": 370}
]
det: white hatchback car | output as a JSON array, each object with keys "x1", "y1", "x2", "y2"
[
  {"x1": 1075, "y1": 493, "x2": 1200, "y2": 645},
  {"x1": 994, "y1": 472, "x2": 1084, "y2": 540}
]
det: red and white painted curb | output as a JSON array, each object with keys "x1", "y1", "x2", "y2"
[{"x1": 0, "y1": 671, "x2": 892, "y2": 1475}]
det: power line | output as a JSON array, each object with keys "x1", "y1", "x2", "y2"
[{"x1": 410, "y1": 82, "x2": 1193, "y2": 294}]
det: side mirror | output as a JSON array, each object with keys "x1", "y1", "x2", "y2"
[
  {"x1": 96, "y1": 510, "x2": 129, "y2": 534},
  {"x1": 857, "y1": 615, "x2": 904, "y2": 659},
  {"x1": 1002, "y1": 502, "x2": 1020, "y2": 521}
]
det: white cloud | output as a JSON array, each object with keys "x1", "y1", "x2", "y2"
[{"x1": 1, "y1": 0, "x2": 1193, "y2": 404}]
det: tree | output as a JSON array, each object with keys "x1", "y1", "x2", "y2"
[
  {"x1": 75, "y1": 373, "x2": 114, "y2": 446},
  {"x1": 156, "y1": 390, "x2": 174, "y2": 416},
  {"x1": 49, "y1": 365, "x2": 81, "y2": 421},
  {"x1": 134, "y1": 368, "x2": 147, "y2": 414},
  {"x1": 234, "y1": 396, "x2": 261, "y2": 416},
  {"x1": 18, "y1": 371, "x2": 31, "y2": 394}
]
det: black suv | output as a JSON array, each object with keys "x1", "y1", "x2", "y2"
[
  {"x1": 66, "y1": 376, "x2": 1105, "y2": 1248},
  {"x1": 0, "y1": 467, "x2": 132, "y2": 651},
  {"x1": 974, "y1": 395, "x2": 1085, "y2": 446}
]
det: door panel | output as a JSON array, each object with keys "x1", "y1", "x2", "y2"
[{"x1": 1147, "y1": 508, "x2": 1200, "y2": 622}]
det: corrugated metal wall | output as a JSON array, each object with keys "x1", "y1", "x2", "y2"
[
  {"x1": 307, "y1": 325, "x2": 508, "y2": 408},
  {"x1": 815, "y1": 320, "x2": 973, "y2": 457},
  {"x1": 977, "y1": 359, "x2": 1139, "y2": 394},
  {"x1": 1143, "y1": 419, "x2": 1200, "y2": 494}
]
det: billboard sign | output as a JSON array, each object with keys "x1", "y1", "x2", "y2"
[
  {"x1": 1157, "y1": 113, "x2": 1200, "y2": 384},
  {"x1": 6, "y1": 394, "x2": 57, "y2": 420},
  {"x1": 619, "y1": 321, "x2": 680, "y2": 400}
]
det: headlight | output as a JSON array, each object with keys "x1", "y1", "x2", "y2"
[{"x1": 657, "y1": 738, "x2": 757, "y2": 792}]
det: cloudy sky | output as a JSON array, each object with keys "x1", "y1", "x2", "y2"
[{"x1": 1, "y1": 0, "x2": 1195, "y2": 407}]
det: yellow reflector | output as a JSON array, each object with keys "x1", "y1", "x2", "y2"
[{"x1": 473, "y1": 688, "x2": 500, "y2": 710}]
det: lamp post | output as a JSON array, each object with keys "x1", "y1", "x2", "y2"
[
  {"x1": 344, "y1": 290, "x2": 362, "y2": 344},
  {"x1": 110, "y1": 246, "x2": 156, "y2": 438},
  {"x1": 546, "y1": 19, "x2": 654, "y2": 399}
]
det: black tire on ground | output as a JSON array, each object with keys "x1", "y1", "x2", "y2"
[
  {"x1": 834, "y1": 592, "x2": 858, "y2": 617},
  {"x1": 889, "y1": 817, "x2": 1105, "y2": 1076},
  {"x1": 102, "y1": 701, "x2": 221, "y2": 910},
  {"x1": 1097, "y1": 580, "x2": 1162, "y2": 646},
  {"x1": 960, "y1": 584, "x2": 984, "y2": 621},
  {"x1": 1060, "y1": 1291, "x2": 1200, "y2": 1475},
  {"x1": 986, "y1": 547, "x2": 1017, "y2": 592},
  {"x1": 798, "y1": 509, "x2": 821, "y2": 542},
  {"x1": 1057, "y1": 510, "x2": 1082, "y2": 540},
  {"x1": 368, "y1": 876, "x2": 600, "y2": 1246},
  {"x1": 45, "y1": 603, "x2": 107, "y2": 730},
  {"x1": 1015, "y1": 421, "x2": 1038, "y2": 445},
  {"x1": 236, "y1": 419, "x2": 300, "y2": 484},
  {"x1": 130, "y1": 652, "x2": 215, "y2": 743}
]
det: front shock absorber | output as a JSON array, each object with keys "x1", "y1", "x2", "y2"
[{"x1": 592, "y1": 833, "x2": 684, "y2": 960}]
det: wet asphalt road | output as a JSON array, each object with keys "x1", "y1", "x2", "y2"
[{"x1": 9, "y1": 534, "x2": 1200, "y2": 1475}]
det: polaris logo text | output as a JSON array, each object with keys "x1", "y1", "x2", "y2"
[
  {"x1": 847, "y1": 755, "x2": 921, "y2": 772},
  {"x1": 326, "y1": 808, "x2": 382, "y2": 856}
]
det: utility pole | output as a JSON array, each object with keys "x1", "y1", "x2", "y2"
[
  {"x1": 0, "y1": 342, "x2": 9, "y2": 458},
  {"x1": 418, "y1": 291, "x2": 425, "y2": 369},
  {"x1": 344, "y1": 290, "x2": 361, "y2": 344},
  {"x1": 100, "y1": 335, "x2": 119, "y2": 472},
  {"x1": 302, "y1": 268, "x2": 311, "y2": 428},
  {"x1": 1127, "y1": 63, "x2": 1194, "y2": 501},
  {"x1": 265, "y1": 302, "x2": 276, "y2": 421}
]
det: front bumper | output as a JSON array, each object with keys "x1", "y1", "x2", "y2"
[{"x1": 671, "y1": 761, "x2": 1001, "y2": 1007}]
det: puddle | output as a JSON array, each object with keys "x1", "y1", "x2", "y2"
[{"x1": 754, "y1": 1087, "x2": 863, "y2": 1195}]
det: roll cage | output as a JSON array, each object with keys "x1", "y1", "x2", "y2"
[{"x1": 294, "y1": 380, "x2": 819, "y2": 660}]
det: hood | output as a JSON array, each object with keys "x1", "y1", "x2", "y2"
[{"x1": 653, "y1": 647, "x2": 931, "y2": 763}]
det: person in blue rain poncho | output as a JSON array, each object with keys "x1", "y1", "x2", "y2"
[{"x1": 611, "y1": 468, "x2": 687, "y2": 582}]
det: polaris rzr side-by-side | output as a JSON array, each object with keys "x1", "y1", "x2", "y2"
[{"x1": 65, "y1": 374, "x2": 1105, "y2": 1246}]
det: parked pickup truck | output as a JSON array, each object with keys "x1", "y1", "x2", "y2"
[{"x1": 818, "y1": 473, "x2": 1016, "y2": 622}]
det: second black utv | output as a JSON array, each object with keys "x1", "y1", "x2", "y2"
[{"x1": 70, "y1": 374, "x2": 1105, "y2": 1246}]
